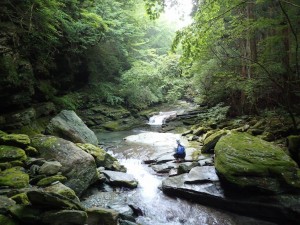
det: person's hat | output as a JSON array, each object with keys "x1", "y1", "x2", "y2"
[{"x1": 176, "y1": 139, "x2": 180, "y2": 144}]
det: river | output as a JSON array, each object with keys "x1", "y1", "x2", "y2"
[{"x1": 81, "y1": 112, "x2": 276, "y2": 225}]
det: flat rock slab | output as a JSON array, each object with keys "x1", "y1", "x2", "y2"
[
  {"x1": 161, "y1": 174, "x2": 300, "y2": 223},
  {"x1": 185, "y1": 166, "x2": 219, "y2": 184},
  {"x1": 102, "y1": 170, "x2": 138, "y2": 188}
]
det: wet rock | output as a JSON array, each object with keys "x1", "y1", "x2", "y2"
[
  {"x1": 201, "y1": 130, "x2": 228, "y2": 154},
  {"x1": 0, "y1": 196, "x2": 16, "y2": 214},
  {"x1": 31, "y1": 135, "x2": 97, "y2": 196},
  {"x1": 38, "y1": 161, "x2": 62, "y2": 176},
  {"x1": 27, "y1": 190, "x2": 84, "y2": 210},
  {"x1": 0, "y1": 134, "x2": 30, "y2": 148},
  {"x1": 41, "y1": 210, "x2": 87, "y2": 225},
  {"x1": 102, "y1": 170, "x2": 138, "y2": 188},
  {"x1": 161, "y1": 173, "x2": 300, "y2": 223},
  {"x1": 177, "y1": 162, "x2": 199, "y2": 175},
  {"x1": 184, "y1": 166, "x2": 219, "y2": 184},
  {"x1": 151, "y1": 162, "x2": 176, "y2": 173},
  {"x1": 76, "y1": 143, "x2": 126, "y2": 172},
  {"x1": 86, "y1": 207, "x2": 119, "y2": 225},
  {"x1": 0, "y1": 167, "x2": 29, "y2": 188},
  {"x1": 0, "y1": 145, "x2": 27, "y2": 162},
  {"x1": 9, "y1": 205, "x2": 42, "y2": 224},
  {"x1": 198, "y1": 155, "x2": 214, "y2": 166},
  {"x1": 215, "y1": 132, "x2": 300, "y2": 193},
  {"x1": 45, "y1": 110, "x2": 98, "y2": 145}
]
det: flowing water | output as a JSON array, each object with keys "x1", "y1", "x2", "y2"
[{"x1": 82, "y1": 113, "x2": 276, "y2": 225}]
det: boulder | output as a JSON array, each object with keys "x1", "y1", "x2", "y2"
[
  {"x1": 215, "y1": 132, "x2": 300, "y2": 193},
  {"x1": 102, "y1": 170, "x2": 138, "y2": 188},
  {"x1": 45, "y1": 110, "x2": 98, "y2": 145},
  {"x1": 0, "y1": 145, "x2": 27, "y2": 162},
  {"x1": 42, "y1": 210, "x2": 87, "y2": 225},
  {"x1": 0, "y1": 134, "x2": 30, "y2": 148},
  {"x1": 27, "y1": 190, "x2": 83, "y2": 210},
  {"x1": 76, "y1": 143, "x2": 125, "y2": 172},
  {"x1": 38, "y1": 161, "x2": 62, "y2": 176},
  {"x1": 0, "y1": 167, "x2": 29, "y2": 188},
  {"x1": 201, "y1": 130, "x2": 228, "y2": 153},
  {"x1": 31, "y1": 135, "x2": 98, "y2": 196},
  {"x1": 86, "y1": 207, "x2": 119, "y2": 225}
]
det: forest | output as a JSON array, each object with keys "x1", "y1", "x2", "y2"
[
  {"x1": 1, "y1": 1, "x2": 300, "y2": 224},
  {"x1": 1, "y1": 0, "x2": 299, "y2": 123}
]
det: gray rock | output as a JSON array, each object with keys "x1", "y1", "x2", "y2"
[
  {"x1": 45, "y1": 110, "x2": 98, "y2": 145},
  {"x1": 39, "y1": 161, "x2": 62, "y2": 176},
  {"x1": 31, "y1": 135, "x2": 98, "y2": 196},
  {"x1": 161, "y1": 171, "x2": 300, "y2": 223},
  {"x1": 102, "y1": 170, "x2": 138, "y2": 188},
  {"x1": 42, "y1": 210, "x2": 87, "y2": 225},
  {"x1": 0, "y1": 195, "x2": 16, "y2": 214},
  {"x1": 185, "y1": 166, "x2": 219, "y2": 184},
  {"x1": 43, "y1": 182, "x2": 80, "y2": 202}
]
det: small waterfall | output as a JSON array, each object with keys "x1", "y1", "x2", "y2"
[{"x1": 148, "y1": 111, "x2": 177, "y2": 125}]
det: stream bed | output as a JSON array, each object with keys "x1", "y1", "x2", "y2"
[{"x1": 81, "y1": 126, "x2": 276, "y2": 225}]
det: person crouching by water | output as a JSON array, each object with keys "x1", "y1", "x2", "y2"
[{"x1": 173, "y1": 139, "x2": 186, "y2": 163}]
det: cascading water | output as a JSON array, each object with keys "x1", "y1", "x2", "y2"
[{"x1": 148, "y1": 111, "x2": 177, "y2": 125}]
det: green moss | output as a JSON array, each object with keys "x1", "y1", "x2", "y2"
[
  {"x1": 215, "y1": 132, "x2": 300, "y2": 191},
  {"x1": 0, "y1": 167, "x2": 29, "y2": 188},
  {"x1": 0, "y1": 214, "x2": 19, "y2": 225},
  {"x1": 0, "y1": 134, "x2": 30, "y2": 148},
  {"x1": 0, "y1": 130, "x2": 7, "y2": 137},
  {"x1": 0, "y1": 145, "x2": 27, "y2": 163},
  {"x1": 102, "y1": 121, "x2": 121, "y2": 131},
  {"x1": 9, "y1": 205, "x2": 41, "y2": 224},
  {"x1": 201, "y1": 130, "x2": 228, "y2": 154},
  {"x1": 10, "y1": 193, "x2": 30, "y2": 205},
  {"x1": 37, "y1": 175, "x2": 67, "y2": 187},
  {"x1": 24, "y1": 146, "x2": 39, "y2": 157},
  {"x1": 287, "y1": 135, "x2": 300, "y2": 155},
  {"x1": 0, "y1": 162, "x2": 12, "y2": 170}
]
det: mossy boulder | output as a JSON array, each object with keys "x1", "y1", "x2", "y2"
[
  {"x1": 37, "y1": 175, "x2": 67, "y2": 187},
  {"x1": 45, "y1": 110, "x2": 98, "y2": 145},
  {"x1": 0, "y1": 214, "x2": 19, "y2": 225},
  {"x1": 86, "y1": 207, "x2": 119, "y2": 225},
  {"x1": 0, "y1": 145, "x2": 27, "y2": 163},
  {"x1": 201, "y1": 130, "x2": 228, "y2": 154},
  {"x1": 76, "y1": 143, "x2": 125, "y2": 172},
  {"x1": 215, "y1": 132, "x2": 300, "y2": 193},
  {"x1": 43, "y1": 182, "x2": 80, "y2": 202},
  {"x1": 287, "y1": 135, "x2": 300, "y2": 165},
  {"x1": 41, "y1": 210, "x2": 87, "y2": 225},
  {"x1": 0, "y1": 134, "x2": 30, "y2": 148},
  {"x1": 0, "y1": 167, "x2": 29, "y2": 188},
  {"x1": 9, "y1": 205, "x2": 42, "y2": 224},
  {"x1": 0, "y1": 196, "x2": 16, "y2": 214},
  {"x1": 31, "y1": 135, "x2": 97, "y2": 196}
]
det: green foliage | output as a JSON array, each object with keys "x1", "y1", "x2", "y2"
[{"x1": 53, "y1": 93, "x2": 80, "y2": 110}]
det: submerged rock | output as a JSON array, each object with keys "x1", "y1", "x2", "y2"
[
  {"x1": 31, "y1": 135, "x2": 97, "y2": 196},
  {"x1": 45, "y1": 110, "x2": 98, "y2": 145},
  {"x1": 215, "y1": 132, "x2": 300, "y2": 193},
  {"x1": 102, "y1": 170, "x2": 138, "y2": 188}
]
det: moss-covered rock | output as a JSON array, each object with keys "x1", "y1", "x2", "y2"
[
  {"x1": 86, "y1": 207, "x2": 119, "y2": 225},
  {"x1": 215, "y1": 132, "x2": 300, "y2": 193},
  {"x1": 10, "y1": 193, "x2": 30, "y2": 205},
  {"x1": 24, "y1": 146, "x2": 39, "y2": 157},
  {"x1": 0, "y1": 134, "x2": 30, "y2": 148},
  {"x1": 0, "y1": 214, "x2": 19, "y2": 225},
  {"x1": 76, "y1": 143, "x2": 123, "y2": 171},
  {"x1": 0, "y1": 196, "x2": 16, "y2": 214},
  {"x1": 201, "y1": 130, "x2": 228, "y2": 154},
  {"x1": 0, "y1": 167, "x2": 29, "y2": 188},
  {"x1": 37, "y1": 175, "x2": 67, "y2": 187},
  {"x1": 41, "y1": 210, "x2": 87, "y2": 225},
  {"x1": 0, "y1": 145, "x2": 27, "y2": 163},
  {"x1": 287, "y1": 135, "x2": 300, "y2": 165},
  {"x1": 43, "y1": 182, "x2": 80, "y2": 202},
  {"x1": 9, "y1": 205, "x2": 42, "y2": 224},
  {"x1": 0, "y1": 130, "x2": 7, "y2": 137},
  {"x1": 193, "y1": 126, "x2": 210, "y2": 136},
  {"x1": 102, "y1": 121, "x2": 121, "y2": 131}
]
